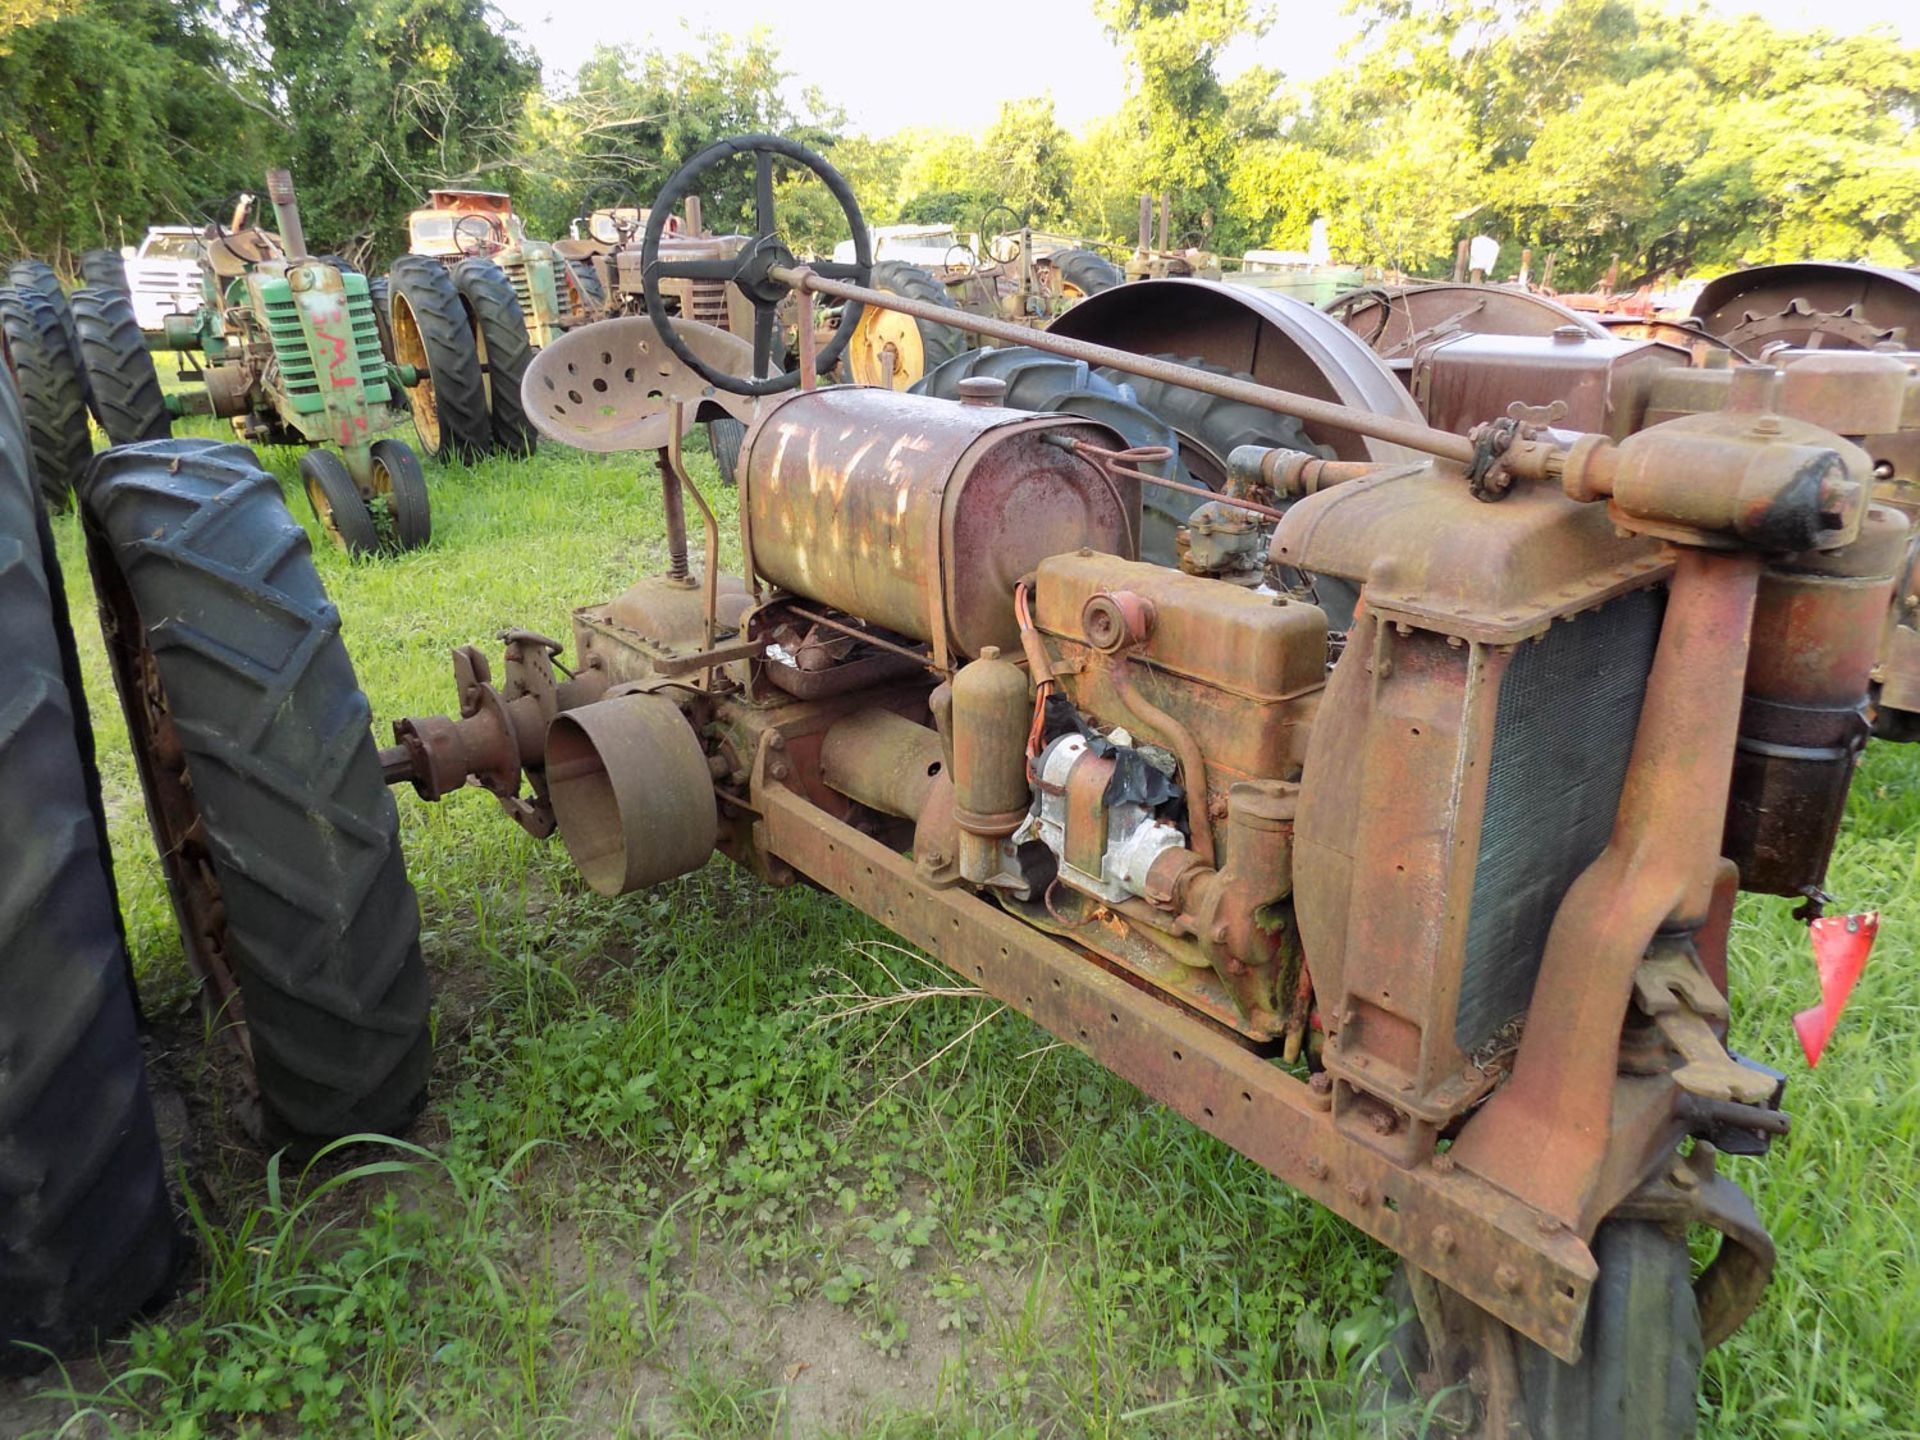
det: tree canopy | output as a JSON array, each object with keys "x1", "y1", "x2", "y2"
[{"x1": 0, "y1": 0, "x2": 1913, "y2": 286}]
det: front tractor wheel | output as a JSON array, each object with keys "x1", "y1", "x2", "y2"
[
  {"x1": 387, "y1": 257, "x2": 492, "y2": 463},
  {"x1": 81, "y1": 439, "x2": 433, "y2": 1144},
  {"x1": 369, "y1": 437, "x2": 431, "y2": 551},
  {"x1": 1386, "y1": 1219, "x2": 1705, "y2": 1439},
  {"x1": 299, "y1": 448, "x2": 379, "y2": 558}
]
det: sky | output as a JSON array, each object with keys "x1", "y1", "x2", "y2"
[{"x1": 488, "y1": 0, "x2": 1918, "y2": 136}]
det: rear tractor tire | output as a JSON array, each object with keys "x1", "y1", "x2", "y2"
[
  {"x1": 78, "y1": 249, "x2": 131, "y2": 295},
  {"x1": 1047, "y1": 247, "x2": 1123, "y2": 301},
  {"x1": 451, "y1": 257, "x2": 538, "y2": 456},
  {"x1": 387, "y1": 256, "x2": 492, "y2": 463},
  {"x1": 2, "y1": 369, "x2": 179, "y2": 1375},
  {"x1": 81, "y1": 439, "x2": 434, "y2": 1143},
  {"x1": 842, "y1": 259, "x2": 967, "y2": 391},
  {"x1": 0, "y1": 286, "x2": 93, "y2": 511},
  {"x1": 71, "y1": 288, "x2": 171, "y2": 446}
]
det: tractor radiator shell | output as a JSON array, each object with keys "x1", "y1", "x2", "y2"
[
  {"x1": 251, "y1": 269, "x2": 391, "y2": 415},
  {"x1": 1280, "y1": 460, "x2": 1669, "y2": 1155}
]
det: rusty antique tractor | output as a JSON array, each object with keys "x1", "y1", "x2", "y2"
[{"x1": 358, "y1": 136, "x2": 1912, "y2": 1434}]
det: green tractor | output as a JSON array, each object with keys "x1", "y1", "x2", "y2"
[{"x1": 139, "y1": 169, "x2": 432, "y2": 556}]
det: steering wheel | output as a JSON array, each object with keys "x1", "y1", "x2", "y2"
[
  {"x1": 977, "y1": 203, "x2": 1026, "y2": 263},
  {"x1": 455, "y1": 214, "x2": 504, "y2": 257},
  {"x1": 641, "y1": 134, "x2": 872, "y2": 397}
]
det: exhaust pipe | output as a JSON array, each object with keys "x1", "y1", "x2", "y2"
[
  {"x1": 545, "y1": 693, "x2": 717, "y2": 896},
  {"x1": 265, "y1": 167, "x2": 309, "y2": 261}
]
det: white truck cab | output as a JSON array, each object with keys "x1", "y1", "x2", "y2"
[{"x1": 127, "y1": 227, "x2": 207, "y2": 331}]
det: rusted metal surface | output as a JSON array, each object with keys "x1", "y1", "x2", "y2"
[
  {"x1": 521, "y1": 315, "x2": 756, "y2": 451},
  {"x1": 1691, "y1": 261, "x2": 1920, "y2": 353},
  {"x1": 819, "y1": 707, "x2": 945, "y2": 821},
  {"x1": 1597, "y1": 313, "x2": 1747, "y2": 359},
  {"x1": 382, "y1": 634, "x2": 606, "y2": 834},
  {"x1": 951, "y1": 647, "x2": 1031, "y2": 884},
  {"x1": 1324, "y1": 282, "x2": 1608, "y2": 364},
  {"x1": 1725, "y1": 506, "x2": 1906, "y2": 897},
  {"x1": 386, "y1": 167, "x2": 1920, "y2": 1424},
  {"x1": 753, "y1": 779, "x2": 1599, "y2": 1361},
  {"x1": 1043, "y1": 277, "x2": 1429, "y2": 464},
  {"x1": 739, "y1": 389, "x2": 1137, "y2": 664},
  {"x1": 546, "y1": 691, "x2": 718, "y2": 895},
  {"x1": 1411, "y1": 330, "x2": 1691, "y2": 441},
  {"x1": 1449, "y1": 547, "x2": 1764, "y2": 1229}
]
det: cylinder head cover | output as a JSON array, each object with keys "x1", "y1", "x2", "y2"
[{"x1": 741, "y1": 388, "x2": 1138, "y2": 660}]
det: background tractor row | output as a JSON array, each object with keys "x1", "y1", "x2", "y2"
[{"x1": 6, "y1": 134, "x2": 1917, "y2": 1438}]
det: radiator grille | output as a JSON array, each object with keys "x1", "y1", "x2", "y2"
[
  {"x1": 1455, "y1": 587, "x2": 1665, "y2": 1049},
  {"x1": 263, "y1": 296, "x2": 317, "y2": 395},
  {"x1": 262, "y1": 282, "x2": 389, "y2": 402},
  {"x1": 501, "y1": 258, "x2": 535, "y2": 318},
  {"x1": 689, "y1": 279, "x2": 730, "y2": 329}
]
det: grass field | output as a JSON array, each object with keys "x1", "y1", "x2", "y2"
[{"x1": 5, "y1": 410, "x2": 1918, "y2": 1438}]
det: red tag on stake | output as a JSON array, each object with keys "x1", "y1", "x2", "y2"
[{"x1": 1793, "y1": 912, "x2": 1878, "y2": 1067}]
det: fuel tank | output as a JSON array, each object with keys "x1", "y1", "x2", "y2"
[{"x1": 740, "y1": 388, "x2": 1138, "y2": 662}]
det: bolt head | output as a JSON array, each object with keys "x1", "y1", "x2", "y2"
[
  {"x1": 1433, "y1": 1224, "x2": 1456, "y2": 1255},
  {"x1": 1495, "y1": 1264, "x2": 1521, "y2": 1294}
]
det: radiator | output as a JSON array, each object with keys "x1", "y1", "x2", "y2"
[{"x1": 1455, "y1": 587, "x2": 1665, "y2": 1049}]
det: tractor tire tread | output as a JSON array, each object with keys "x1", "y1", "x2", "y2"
[
  {"x1": 81, "y1": 439, "x2": 431, "y2": 1141},
  {"x1": 1, "y1": 376, "x2": 177, "y2": 1375},
  {"x1": 1048, "y1": 247, "x2": 1123, "y2": 295},
  {"x1": 70, "y1": 289, "x2": 171, "y2": 446},
  {"x1": 0, "y1": 287, "x2": 93, "y2": 510},
  {"x1": 388, "y1": 256, "x2": 492, "y2": 463},
  {"x1": 78, "y1": 250, "x2": 131, "y2": 295},
  {"x1": 451, "y1": 257, "x2": 538, "y2": 455}
]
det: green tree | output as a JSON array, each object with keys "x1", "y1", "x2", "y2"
[
  {"x1": 530, "y1": 32, "x2": 837, "y2": 242},
  {"x1": 1231, "y1": 0, "x2": 1920, "y2": 284},
  {"x1": 978, "y1": 97, "x2": 1075, "y2": 226},
  {"x1": 258, "y1": 0, "x2": 540, "y2": 261},
  {"x1": 1095, "y1": 0, "x2": 1268, "y2": 244},
  {"x1": 0, "y1": 0, "x2": 270, "y2": 261}
]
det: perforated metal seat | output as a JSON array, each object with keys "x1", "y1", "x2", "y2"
[{"x1": 522, "y1": 315, "x2": 757, "y2": 453}]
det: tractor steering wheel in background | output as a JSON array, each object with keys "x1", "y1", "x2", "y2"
[
  {"x1": 977, "y1": 203, "x2": 1025, "y2": 264},
  {"x1": 640, "y1": 134, "x2": 873, "y2": 397},
  {"x1": 454, "y1": 214, "x2": 504, "y2": 257}
]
